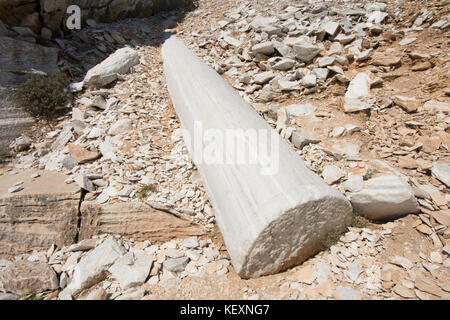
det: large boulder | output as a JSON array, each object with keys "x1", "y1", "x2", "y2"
[
  {"x1": 83, "y1": 47, "x2": 140, "y2": 87},
  {"x1": 0, "y1": 169, "x2": 80, "y2": 258},
  {"x1": 62, "y1": 237, "x2": 126, "y2": 297},
  {"x1": 0, "y1": 260, "x2": 58, "y2": 295},
  {"x1": 348, "y1": 175, "x2": 420, "y2": 220}
]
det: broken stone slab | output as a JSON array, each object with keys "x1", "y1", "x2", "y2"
[
  {"x1": 0, "y1": 260, "x2": 58, "y2": 295},
  {"x1": 344, "y1": 72, "x2": 372, "y2": 112},
  {"x1": 272, "y1": 58, "x2": 295, "y2": 71},
  {"x1": 163, "y1": 256, "x2": 190, "y2": 272},
  {"x1": 293, "y1": 43, "x2": 322, "y2": 63},
  {"x1": 68, "y1": 144, "x2": 100, "y2": 164},
  {"x1": 392, "y1": 96, "x2": 420, "y2": 113},
  {"x1": 431, "y1": 163, "x2": 450, "y2": 188},
  {"x1": 108, "y1": 251, "x2": 154, "y2": 290},
  {"x1": 108, "y1": 118, "x2": 133, "y2": 136},
  {"x1": 162, "y1": 36, "x2": 352, "y2": 278},
  {"x1": 74, "y1": 174, "x2": 95, "y2": 192},
  {"x1": 322, "y1": 165, "x2": 344, "y2": 185},
  {"x1": 251, "y1": 41, "x2": 274, "y2": 55},
  {"x1": 0, "y1": 169, "x2": 80, "y2": 258},
  {"x1": 341, "y1": 175, "x2": 364, "y2": 193},
  {"x1": 62, "y1": 237, "x2": 126, "y2": 297},
  {"x1": 286, "y1": 103, "x2": 316, "y2": 116},
  {"x1": 348, "y1": 175, "x2": 420, "y2": 220},
  {"x1": 421, "y1": 100, "x2": 450, "y2": 113},
  {"x1": 79, "y1": 201, "x2": 207, "y2": 243},
  {"x1": 83, "y1": 47, "x2": 140, "y2": 87},
  {"x1": 291, "y1": 133, "x2": 321, "y2": 150}
]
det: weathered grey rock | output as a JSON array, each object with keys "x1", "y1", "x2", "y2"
[
  {"x1": 312, "y1": 68, "x2": 329, "y2": 81},
  {"x1": 249, "y1": 16, "x2": 278, "y2": 31},
  {"x1": 286, "y1": 103, "x2": 316, "y2": 116},
  {"x1": 322, "y1": 165, "x2": 343, "y2": 185},
  {"x1": 162, "y1": 36, "x2": 352, "y2": 278},
  {"x1": 273, "y1": 58, "x2": 295, "y2": 71},
  {"x1": 254, "y1": 71, "x2": 275, "y2": 85},
  {"x1": 223, "y1": 35, "x2": 241, "y2": 47},
  {"x1": 342, "y1": 175, "x2": 364, "y2": 193},
  {"x1": 0, "y1": 260, "x2": 58, "y2": 295},
  {"x1": 291, "y1": 133, "x2": 320, "y2": 149},
  {"x1": 278, "y1": 79, "x2": 299, "y2": 91},
  {"x1": 348, "y1": 175, "x2": 420, "y2": 220},
  {"x1": 181, "y1": 237, "x2": 199, "y2": 249},
  {"x1": 301, "y1": 73, "x2": 317, "y2": 87},
  {"x1": 108, "y1": 118, "x2": 132, "y2": 135},
  {"x1": 12, "y1": 136, "x2": 32, "y2": 152},
  {"x1": 0, "y1": 169, "x2": 80, "y2": 258},
  {"x1": 83, "y1": 47, "x2": 140, "y2": 87},
  {"x1": 251, "y1": 41, "x2": 274, "y2": 55},
  {"x1": 321, "y1": 21, "x2": 340, "y2": 37},
  {"x1": 318, "y1": 56, "x2": 335, "y2": 67},
  {"x1": 273, "y1": 40, "x2": 292, "y2": 57},
  {"x1": 344, "y1": 72, "x2": 371, "y2": 112},
  {"x1": 109, "y1": 251, "x2": 154, "y2": 290},
  {"x1": 431, "y1": 163, "x2": 450, "y2": 188},
  {"x1": 63, "y1": 237, "x2": 126, "y2": 296},
  {"x1": 163, "y1": 256, "x2": 190, "y2": 272},
  {"x1": 293, "y1": 43, "x2": 321, "y2": 63},
  {"x1": 367, "y1": 11, "x2": 388, "y2": 24},
  {"x1": 74, "y1": 174, "x2": 95, "y2": 192}
]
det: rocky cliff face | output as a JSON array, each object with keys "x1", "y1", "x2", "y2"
[
  {"x1": 0, "y1": 0, "x2": 190, "y2": 37},
  {"x1": 0, "y1": 0, "x2": 191, "y2": 155}
]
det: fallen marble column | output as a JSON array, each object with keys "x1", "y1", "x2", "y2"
[{"x1": 162, "y1": 36, "x2": 353, "y2": 278}]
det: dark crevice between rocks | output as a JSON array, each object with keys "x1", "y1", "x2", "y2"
[{"x1": 74, "y1": 189, "x2": 87, "y2": 244}]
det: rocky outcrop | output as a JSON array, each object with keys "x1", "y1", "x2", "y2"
[
  {"x1": 79, "y1": 201, "x2": 207, "y2": 243},
  {"x1": 0, "y1": 36, "x2": 59, "y2": 153},
  {"x1": 1, "y1": 0, "x2": 192, "y2": 36},
  {"x1": 0, "y1": 169, "x2": 80, "y2": 258}
]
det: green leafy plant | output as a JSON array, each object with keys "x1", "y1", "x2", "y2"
[
  {"x1": 137, "y1": 184, "x2": 158, "y2": 199},
  {"x1": 14, "y1": 72, "x2": 71, "y2": 119}
]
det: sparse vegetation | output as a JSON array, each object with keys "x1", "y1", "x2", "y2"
[
  {"x1": 19, "y1": 293, "x2": 43, "y2": 300},
  {"x1": 363, "y1": 168, "x2": 377, "y2": 181},
  {"x1": 137, "y1": 184, "x2": 158, "y2": 199},
  {"x1": 351, "y1": 215, "x2": 370, "y2": 228},
  {"x1": 322, "y1": 227, "x2": 346, "y2": 250},
  {"x1": 322, "y1": 214, "x2": 371, "y2": 250},
  {"x1": 0, "y1": 150, "x2": 10, "y2": 163},
  {"x1": 14, "y1": 72, "x2": 71, "y2": 120}
]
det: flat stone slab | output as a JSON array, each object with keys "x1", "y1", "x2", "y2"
[
  {"x1": 79, "y1": 201, "x2": 207, "y2": 243},
  {"x1": 0, "y1": 169, "x2": 80, "y2": 258}
]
